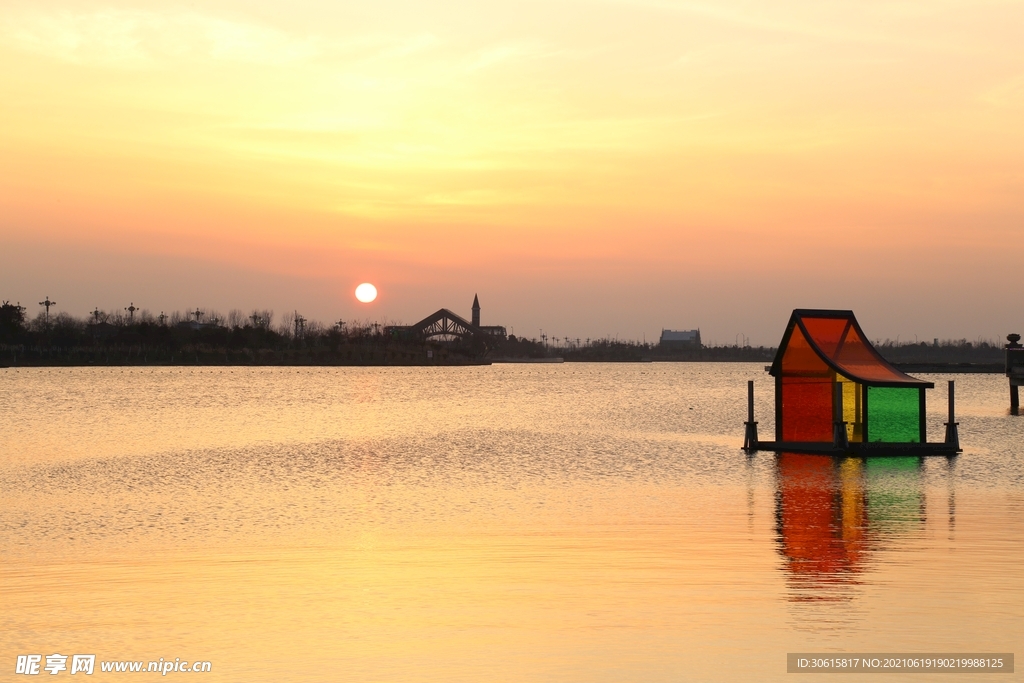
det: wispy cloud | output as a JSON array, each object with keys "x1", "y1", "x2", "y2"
[
  {"x1": 0, "y1": 8, "x2": 319, "y2": 67},
  {"x1": 587, "y1": 0, "x2": 1013, "y2": 52},
  {"x1": 981, "y1": 74, "x2": 1024, "y2": 108},
  {"x1": 462, "y1": 43, "x2": 549, "y2": 72}
]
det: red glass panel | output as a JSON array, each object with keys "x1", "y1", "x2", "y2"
[
  {"x1": 796, "y1": 314, "x2": 925, "y2": 385},
  {"x1": 800, "y1": 317, "x2": 849, "y2": 358},
  {"x1": 781, "y1": 376, "x2": 832, "y2": 441},
  {"x1": 781, "y1": 324, "x2": 831, "y2": 377},
  {"x1": 832, "y1": 325, "x2": 910, "y2": 383}
]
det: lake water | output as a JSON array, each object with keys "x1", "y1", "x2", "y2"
[{"x1": 1, "y1": 364, "x2": 1021, "y2": 681}]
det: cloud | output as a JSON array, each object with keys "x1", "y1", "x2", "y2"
[
  {"x1": 463, "y1": 43, "x2": 546, "y2": 72},
  {"x1": 0, "y1": 8, "x2": 319, "y2": 68},
  {"x1": 982, "y1": 74, "x2": 1024, "y2": 108}
]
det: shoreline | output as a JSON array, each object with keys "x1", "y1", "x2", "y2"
[
  {"x1": 892, "y1": 362, "x2": 1003, "y2": 374},
  {"x1": 0, "y1": 360, "x2": 1006, "y2": 371}
]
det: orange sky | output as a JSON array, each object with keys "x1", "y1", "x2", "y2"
[{"x1": 1, "y1": 0, "x2": 1022, "y2": 343}]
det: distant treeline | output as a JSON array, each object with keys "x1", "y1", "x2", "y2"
[
  {"x1": 550, "y1": 338, "x2": 1005, "y2": 365},
  {"x1": 871, "y1": 339, "x2": 1005, "y2": 364},
  {"x1": 558, "y1": 341, "x2": 774, "y2": 362},
  {"x1": 0, "y1": 303, "x2": 489, "y2": 366},
  {"x1": 0, "y1": 301, "x2": 1010, "y2": 367}
]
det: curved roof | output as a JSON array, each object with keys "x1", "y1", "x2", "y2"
[{"x1": 769, "y1": 309, "x2": 933, "y2": 388}]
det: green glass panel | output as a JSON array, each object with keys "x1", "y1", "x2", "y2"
[{"x1": 866, "y1": 387, "x2": 920, "y2": 442}]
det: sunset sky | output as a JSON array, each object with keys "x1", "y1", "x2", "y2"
[{"x1": 2, "y1": 0, "x2": 1022, "y2": 344}]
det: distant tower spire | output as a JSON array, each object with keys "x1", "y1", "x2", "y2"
[{"x1": 472, "y1": 294, "x2": 480, "y2": 327}]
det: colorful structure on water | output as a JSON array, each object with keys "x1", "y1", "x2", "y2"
[
  {"x1": 771, "y1": 309, "x2": 930, "y2": 443},
  {"x1": 744, "y1": 309, "x2": 961, "y2": 456}
]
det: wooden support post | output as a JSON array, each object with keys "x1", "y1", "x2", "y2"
[
  {"x1": 1007, "y1": 334, "x2": 1022, "y2": 415},
  {"x1": 832, "y1": 381, "x2": 849, "y2": 450},
  {"x1": 944, "y1": 380, "x2": 961, "y2": 452},
  {"x1": 748, "y1": 380, "x2": 755, "y2": 424},
  {"x1": 743, "y1": 380, "x2": 759, "y2": 451}
]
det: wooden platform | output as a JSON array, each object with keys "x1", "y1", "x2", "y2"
[{"x1": 746, "y1": 440, "x2": 960, "y2": 457}]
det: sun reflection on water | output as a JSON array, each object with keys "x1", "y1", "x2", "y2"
[{"x1": 0, "y1": 365, "x2": 1021, "y2": 681}]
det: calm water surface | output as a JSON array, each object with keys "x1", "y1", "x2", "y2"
[{"x1": 1, "y1": 364, "x2": 1021, "y2": 681}]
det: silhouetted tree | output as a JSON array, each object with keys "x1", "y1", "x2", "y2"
[{"x1": 0, "y1": 301, "x2": 27, "y2": 340}]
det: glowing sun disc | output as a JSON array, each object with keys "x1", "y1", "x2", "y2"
[{"x1": 355, "y1": 283, "x2": 378, "y2": 303}]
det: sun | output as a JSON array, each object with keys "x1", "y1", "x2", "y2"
[{"x1": 355, "y1": 283, "x2": 378, "y2": 303}]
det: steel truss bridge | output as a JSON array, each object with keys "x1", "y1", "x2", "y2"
[{"x1": 386, "y1": 309, "x2": 492, "y2": 346}]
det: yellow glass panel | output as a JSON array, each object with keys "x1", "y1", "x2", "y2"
[{"x1": 835, "y1": 373, "x2": 863, "y2": 443}]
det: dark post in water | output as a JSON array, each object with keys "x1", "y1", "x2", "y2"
[
  {"x1": 832, "y1": 381, "x2": 849, "y2": 449},
  {"x1": 944, "y1": 380, "x2": 960, "y2": 452},
  {"x1": 743, "y1": 380, "x2": 759, "y2": 452},
  {"x1": 1007, "y1": 334, "x2": 1023, "y2": 415}
]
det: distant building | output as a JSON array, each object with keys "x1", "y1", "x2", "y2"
[
  {"x1": 475, "y1": 294, "x2": 507, "y2": 338},
  {"x1": 660, "y1": 329, "x2": 701, "y2": 349},
  {"x1": 386, "y1": 294, "x2": 506, "y2": 343},
  {"x1": 466, "y1": 293, "x2": 506, "y2": 338}
]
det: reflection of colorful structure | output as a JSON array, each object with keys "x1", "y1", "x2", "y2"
[
  {"x1": 775, "y1": 453, "x2": 925, "y2": 591},
  {"x1": 746, "y1": 310, "x2": 959, "y2": 456},
  {"x1": 776, "y1": 454, "x2": 866, "y2": 577},
  {"x1": 862, "y1": 457, "x2": 926, "y2": 529}
]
